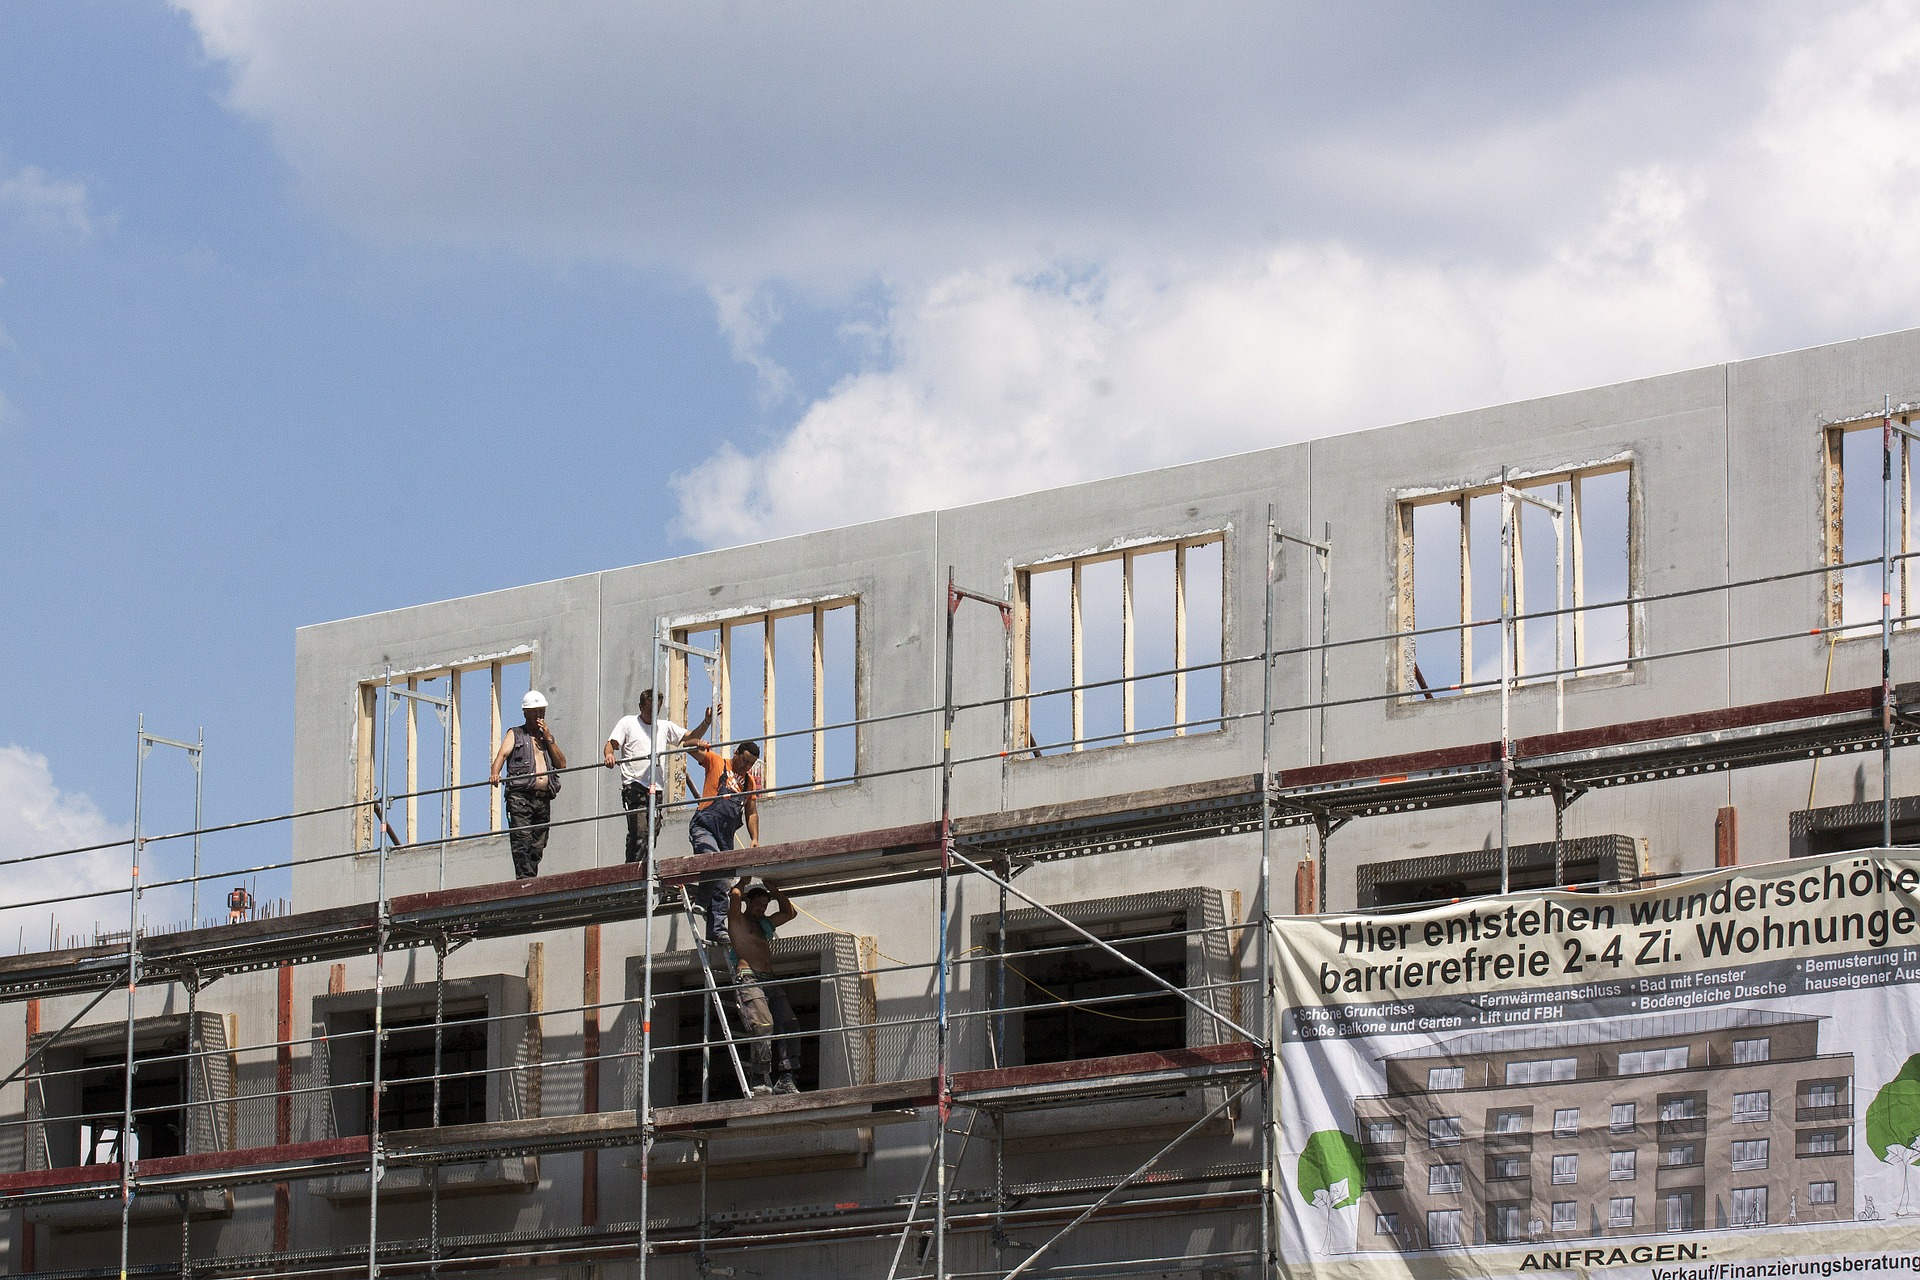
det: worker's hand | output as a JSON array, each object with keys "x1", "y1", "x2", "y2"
[{"x1": 488, "y1": 772, "x2": 501, "y2": 787}]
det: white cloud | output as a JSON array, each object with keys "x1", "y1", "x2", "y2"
[
  {"x1": 171, "y1": 1, "x2": 1920, "y2": 547},
  {"x1": 674, "y1": 168, "x2": 1736, "y2": 543},
  {"x1": 0, "y1": 746, "x2": 131, "y2": 951},
  {"x1": 0, "y1": 165, "x2": 100, "y2": 240}
]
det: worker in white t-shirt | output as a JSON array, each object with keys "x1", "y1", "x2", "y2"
[{"x1": 603, "y1": 689, "x2": 712, "y2": 868}]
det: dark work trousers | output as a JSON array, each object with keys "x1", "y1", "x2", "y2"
[
  {"x1": 733, "y1": 960, "x2": 800, "y2": 1085},
  {"x1": 619, "y1": 780, "x2": 656, "y2": 866},
  {"x1": 505, "y1": 789, "x2": 551, "y2": 878},
  {"x1": 689, "y1": 794, "x2": 743, "y2": 944}
]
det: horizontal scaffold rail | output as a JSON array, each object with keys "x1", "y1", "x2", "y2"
[
  {"x1": 0, "y1": 685, "x2": 1911, "y2": 1004},
  {"x1": 0, "y1": 1043, "x2": 1260, "y2": 1207}
]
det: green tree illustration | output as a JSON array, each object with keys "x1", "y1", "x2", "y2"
[
  {"x1": 1298, "y1": 1129, "x2": 1368, "y2": 1252},
  {"x1": 1867, "y1": 1055, "x2": 1920, "y2": 1216}
]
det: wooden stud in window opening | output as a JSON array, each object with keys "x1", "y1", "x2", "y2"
[
  {"x1": 356, "y1": 683, "x2": 378, "y2": 850},
  {"x1": 1569, "y1": 476, "x2": 1586, "y2": 672},
  {"x1": 1395, "y1": 501, "x2": 1418, "y2": 693},
  {"x1": 1121, "y1": 551, "x2": 1136, "y2": 744},
  {"x1": 1172, "y1": 544, "x2": 1187, "y2": 735},
  {"x1": 812, "y1": 605, "x2": 826, "y2": 787},
  {"x1": 1012, "y1": 573, "x2": 1033, "y2": 754},
  {"x1": 405, "y1": 676, "x2": 419, "y2": 845},
  {"x1": 762, "y1": 616, "x2": 777, "y2": 789},
  {"x1": 447, "y1": 670, "x2": 462, "y2": 841},
  {"x1": 1458, "y1": 496, "x2": 1473, "y2": 688},
  {"x1": 714, "y1": 621, "x2": 725, "y2": 744},
  {"x1": 1824, "y1": 425, "x2": 1848, "y2": 629},
  {"x1": 1902, "y1": 421, "x2": 1913, "y2": 623},
  {"x1": 1069, "y1": 560, "x2": 1085, "y2": 750},
  {"x1": 489, "y1": 661, "x2": 504, "y2": 833}
]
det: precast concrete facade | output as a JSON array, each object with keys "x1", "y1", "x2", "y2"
[{"x1": 6, "y1": 326, "x2": 1920, "y2": 1276}]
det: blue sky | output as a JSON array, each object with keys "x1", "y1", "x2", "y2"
[{"x1": 3, "y1": 1, "x2": 1919, "y2": 929}]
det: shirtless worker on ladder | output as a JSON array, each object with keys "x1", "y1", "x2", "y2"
[{"x1": 727, "y1": 879, "x2": 801, "y2": 1095}]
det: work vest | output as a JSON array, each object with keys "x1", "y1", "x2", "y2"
[{"x1": 504, "y1": 727, "x2": 555, "y2": 795}]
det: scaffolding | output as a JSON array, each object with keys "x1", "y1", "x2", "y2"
[{"x1": 4, "y1": 418, "x2": 1920, "y2": 1278}]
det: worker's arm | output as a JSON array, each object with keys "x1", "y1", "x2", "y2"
[
  {"x1": 488, "y1": 730, "x2": 513, "y2": 785},
  {"x1": 767, "y1": 882, "x2": 798, "y2": 927},
  {"x1": 725, "y1": 882, "x2": 746, "y2": 939},
  {"x1": 689, "y1": 705, "x2": 714, "y2": 740},
  {"x1": 685, "y1": 745, "x2": 717, "y2": 797},
  {"x1": 744, "y1": 790, "x2": 759, "y2": 847},
  {"x1": 538, "y1": 720, "x2": 567, "y2": 770}
]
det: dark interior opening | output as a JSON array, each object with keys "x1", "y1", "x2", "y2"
[
  {"x1": 670, "y1": 967, "x2": 822, "y2": 1105},
  {"x1": 1009, "y1": 914, "x2": 1187, "y2": 1065},
  {"x1": 358, "y1": 1007, "x2": 489, "y2": 1133},
  {"x1": 76, "y1": 1043, "x2": 186, "y2": 1165}
]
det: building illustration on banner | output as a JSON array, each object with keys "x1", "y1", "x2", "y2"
[{"x1": 1345, "y1": 1010, "x2": 1855, "y2": 1251}]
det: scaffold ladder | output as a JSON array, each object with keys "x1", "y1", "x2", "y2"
[{"x1": 674, "y1": 885, "x2": 752, "y2": 1099}]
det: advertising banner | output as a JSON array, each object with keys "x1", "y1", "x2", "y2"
[{"x1": 1276, "y1": 850, "x2": 1920, "y2": 1280}]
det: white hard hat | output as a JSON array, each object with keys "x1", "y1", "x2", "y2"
[{"x1": 522, "y1": 690, "x2": 549, "y2": 710}]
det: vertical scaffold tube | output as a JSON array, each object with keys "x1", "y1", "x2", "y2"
[
  {"x1": 1885, "y1": 394, "x2": 1897, "y2": 848},
  {"x1": 368, "y1": 679, "x2": 391, "y2": 1280},
  {"x1": 121, "y1": 716, "x2": 146, "y2": 1280},
  {"x1": 1499, "y1": 469, "x2": 1513, "y2": 893},
  {"x1": 1260, "y1": 509, "x2": 1279, "y2": 1276},
  {"x1": 934, "y1": 567, "x2": 959, "y2": 1280},
  {"x1": 639, "y1": 619, "x2": 667, "y2": 1277}
]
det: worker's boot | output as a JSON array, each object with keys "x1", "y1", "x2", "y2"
[{"x1": 771, "y1": 1073, "x2": 798, "y2": 1095}]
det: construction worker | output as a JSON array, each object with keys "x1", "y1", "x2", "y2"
[
  {"x1": 226, "y1": 886, "x2": 253, "y2": 925},
  {"x1": 684, "y1": 735, "x2": 760, "y2": 944},
  {"x1": 603, "y1": 690, "x2": 712, "y2": 868},
  {"x1": 727, "y1": 879, "x2": 800, "y2": 1096},
  {"x1": 489, "y1": 690, "x2": 567, "y2": 878}
]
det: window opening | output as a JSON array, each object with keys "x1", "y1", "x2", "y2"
[
  {"x1": 1428, "y1": 1116, "x2": 1463, "y2": 1147},
  {"x1": 1551, "y1": 1154, "x2": 1578, "y2": 1185},
  {"x1": 670, "y1": 967, "x2": 821, "y2": 1105},
  {"x1": 1490, "y1": 1155, "x2": 1525, "y2": 1181},
  {"x1": 1427, "y1": 1209, "x2": 1463, "y2": 1247},
  {"x1": 1507, "y1": 1057, "x2": 1577, "y2": 1085},
  {"x1": 673, "y1": 599, "x2": 856, "y2": 795},
  {"x1": 1824, "y1": 413, "x2": 1915, "y2": 633},
  {"x1": 1619, "y1": 1045, "x2": 1689, "y2": 1075},
  {"x1": 78, "y1": 1045, "x2": 185, "y2": 1165},
  {"x1": 1008, "y1": 916, "x2": 1187, "y2": 1065},
  {"x1": 1375, "y1": 1213, "x2": 1399, "y2": 1236},
  {"x1": 1732, "y1": 1037, "x2": 1770, "y2": 1064},
  {"x1": 1609, "y1": 1150, "x2": 1637, "y2": 1180},
  {"x1": 1492, "y1": 1204, "x2": 1526, "y2": 1241},
  {"x1": 1399, "y1": 464, "x2": 1630, "y2": 696},
  {"x1": 1609, "y1": 1197, "x2": 1635, "y2": 1227},
  {"x1": 1550, "y1": 1201, "x2": 1578, "y2": 1232},
  {"x1": 1428, "y1": 1066, "x2": 1466, "y2": 1091},
  {"x1": 1429, "y1": 1162, "x2": 1464, "y2": 1193},
  {"x1": 356, "y1": 655, "x2": 530, "y2": 849},
  {"x1": 1810, "y1": 1181, "x2": 1837, "y2": 1205},
  {"x1": 1730, "y1": 1139, "x2": 1770, "y2": 1171},
  {"x1": 1611, "y1": 1103, "x2": 1636, "y2": 1133},
  {"x1": 1730, "y1": 1186, "x2": 1768, "y2": 1228},
  {"x1": 1732, "y1": 1090, "x2": 1771, "y2": 1124},
  {"x1": 1017, "y1": 535, "x2": 1224, "y2": 753},
  {"x1": 362, "y1": 1009, "x2": 488, "y2": 1133},
  {"x1": 1552, "y1": 1107, "x2": 1580, "y2": 1136}
]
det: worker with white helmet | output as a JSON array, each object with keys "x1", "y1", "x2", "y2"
[{"x1": 488, "y1": 689, "x2": 568, "y2": 878}]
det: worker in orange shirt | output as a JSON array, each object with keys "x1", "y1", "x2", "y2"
[{"x1": 685, "y1": 735, "x2": 761, "y2": 946}]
